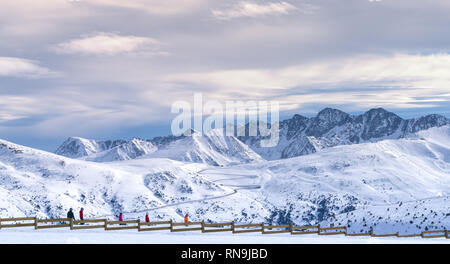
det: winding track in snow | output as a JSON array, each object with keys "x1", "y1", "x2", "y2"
[{"x1": 94, "y1": 168, "x2": 262, "y2": 219}]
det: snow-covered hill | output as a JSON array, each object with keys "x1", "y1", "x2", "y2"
[
  {"x1": 1, "y1": 123, "x2": 449, "y2": 235},
  {"x1": 0, "y1": 140, "x2": 268, "y2": 221},
  {"x1": 201, "y1": 125, "x2": 450, "y2": 232}
]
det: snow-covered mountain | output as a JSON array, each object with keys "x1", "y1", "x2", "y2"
[
  {"x1": 145, "y1": 129, "x2": 263, "y2": 166},
  {"x1": 202, "y1": 125, "x2": 450, "y2": 231},
  {"x1": 55, "y1": 137, "x2": 127, "y2": 159},
  {"x1": 55, "y1": 108, "x2": 448, "y2": 164},
  {"x1": 238, "y1": 108, "x2": 450, "y2": 160},
  {"x1": 81, "y1": 138, "x2": 157, "y2": 162},
  {"x1": 1, "y1": 125, "x2": 449, "y2": 234},
  {"x1": 56, "y1": 130, "x2": 263, "y2": 166}
]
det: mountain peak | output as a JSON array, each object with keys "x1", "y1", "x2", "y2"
[
  {"x1": 317, "y1": 107, "x2": 347, "y2": 115},
  {"x1": 363, "y1": 107, "x2": 398, "y2": 117},
  {"x1": 292, "y1": 114, "x2": 308, "y2": 120}
]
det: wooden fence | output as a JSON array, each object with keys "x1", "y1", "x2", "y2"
[
  {"x1": 232, "y1": 222, "x2": 264, "y2": 234},
  {"x1": 72, "y1": 219, "x2": 107, "y2": 230},
  {"x1": 291, "y1": 224, "x2": 320, "y2": 235},
  {"x1": 35, "y1": 218, "x2": 71, "y2": 229},
  {"x1": 0, "y1": 216, "x2": 448, "y2": 239},
  {"x1": 202, "y1": 221, "x2": 233, "y2": 233}
]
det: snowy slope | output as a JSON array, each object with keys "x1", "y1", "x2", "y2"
[
  {"x1": 1, "y1": 126, "x2": 449, "y2": 234},
  {"x1": 145, "y1": 129, "x2": 263, "y2": 166},
  {"x1": 200, "y1": 125, "x2": 450, "y2": 232},
  {"x1": 0, "y1": 140, "x2": 268, "y2": 221}
]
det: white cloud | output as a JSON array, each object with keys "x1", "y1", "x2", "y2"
[
  {"x1": 0, "y1": 57, "x2": 55, "y2": 78},
  {"x1": 167, "y1": 53, "x2": 450, "y2": 110},
  {"x1": 88, "y1": 0, "x2": 205, "y2": 15},
  {"x1": 53, "y1": 32, "x2": 166, "y2": 56},
  {"x1": 212, "y1": 1, "x2": 299, "y2": 20}
]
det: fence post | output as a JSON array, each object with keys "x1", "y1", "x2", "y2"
[
  {"x1": 34, "y1": 217, "x2": 38, "y2": 230},
  {"x1": 201, "y1": 220, "x2": 205, "y2": 233},
  {"x1": 70, "y1": 218, "x2": 73, "y2": 230},
  {"x1": 170, "y1": 219, "x2": 174, "y2": 232},
  {"x1": 0, "y1": 218, "x2": 2, "y2": 230},
  {"x1": 231, "y1": 221, "x2": 235, "y2": 233},
  {"x1": 289, "y1": 222, "x2": 293, "y2": 234},
  {"x1": 137, "y1": 219, "x2": 141, "y2": 231},
  {"x1": 317, "y1": 224, "x2": 321, "y2": 234}
]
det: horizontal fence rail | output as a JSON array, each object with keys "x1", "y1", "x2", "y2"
[
  {"x1": 232, "y1": 222, "x2": 264, "y2": 234},
  {"x1": 318, "y1": 226, "x2": 347, "y2": 236},
  {"x1": 291, "y1": 225, "x2": 320, "y2": 235},
  {"x1": 171, "y1": 222, "x2": 203, "y2": 232},
  {"x1": 371, "y1": 231, "x2": 399, "y2": 237},
  {"x1": 35, "y1": 218, "x2": 72, "y2": 229},
  {"x1": 421, "y1": 230, "x2": 447, "y2": 238},
  {"x1": 72, "y1": 219, "x2": 107, "y2": 230},
  {"x1": 139, "y1": 220, "x2": 172, "y2": 232},
  {"x1": 0, "y1": 216, "x2": 448, "y2": 239},
  {"x1": 263, "y1": 224, "x2": 291, "y2": 234},
  {"x1": 105, "y1": 220, "x2": 139, "y2": 231},
  {"x1": 202, "y1": 221, "x2": 233, "y2": 233},
  {"x1": 0, "y1": 217, "x2": 36, "y2": 229}
]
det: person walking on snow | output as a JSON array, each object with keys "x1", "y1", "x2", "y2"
[
  {"x1": 67, "y1": 208, "x2": 75, "y2": 220},
  {"x1": 119, "y1": 212, "x2": 125, "y2": 225},
  {"x1": 145, "y1": 213, "x2": 150, "y2": 223},
  {"x1": 184, "y1": 213, "x2": 189, "y2": 226},
  {"x1": 79, "y1": 208, "x2": 84, "y2": 224}
]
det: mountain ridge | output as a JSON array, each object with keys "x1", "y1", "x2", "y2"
[{"x1": 54, "y1": 108, "x2": 450, "y2": 164}]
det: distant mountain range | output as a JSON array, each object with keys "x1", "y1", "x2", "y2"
[{"x1": 55, "y1": 108, "x2": 450, "y2": 164}]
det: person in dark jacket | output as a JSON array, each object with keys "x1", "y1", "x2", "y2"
[{"x1": 67, "y1": 208, "x2": 75, "y2": 220}]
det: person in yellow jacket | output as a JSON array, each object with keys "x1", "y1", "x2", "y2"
[{"x1": 184, "y1": 213, "x2": 189, "y2": 226}]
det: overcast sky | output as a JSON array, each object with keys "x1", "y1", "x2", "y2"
[{"x1": 0, "y1": 0, "x2": 449, "y2": 150}]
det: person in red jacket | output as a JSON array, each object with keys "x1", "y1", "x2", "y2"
[
  {"x1": 119, "y1": 213, "x2": 123, "y2": 221},
  {"x1": 79, "y1": 208, "x2": 84, "y2": 225},
  {"x1": 118, "y1": 213, "x2": 125, "y2": 225},
  {"x1": 145, "y1": 213, "x2": 150, "y2": 223}
]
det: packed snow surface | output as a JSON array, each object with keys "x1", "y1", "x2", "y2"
[{"x1": 0, "y1": 228, "x2": 448, "y2": 244}]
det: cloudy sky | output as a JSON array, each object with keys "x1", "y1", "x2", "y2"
[{"x1": 1, "y1": 0, "x2": 449, "y2": 150}]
